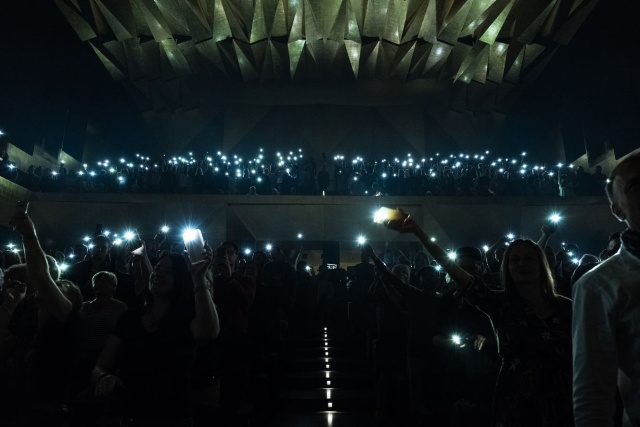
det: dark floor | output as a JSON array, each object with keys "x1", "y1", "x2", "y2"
[{"x1": 250, "y1": 324, "x2": 376, "y2": 427}]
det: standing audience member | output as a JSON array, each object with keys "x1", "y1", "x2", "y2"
[
  {"x1": 73, "y1": 271, "x2": 127, "y2": 394},
  {"x1": 572, "y1": 153, "x2": 640, "y2": 427},
  {"x1": 383, "y1": 209, "x2": 574, "y2": 426},
  {"x1": 66, "y1": 235, "x2": 115, "y2": 301},
  {"x1": 4, "y1": 213, "x2": 83, "y2": 426},
  {"x1": 91, "y1": 251, "x2": 219, "y2": 426}
]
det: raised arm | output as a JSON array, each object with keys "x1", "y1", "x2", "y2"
[
  {"x1": 186, "y1": 252, "x2": 220, "y2": 343},
  {"x1": 384, "y1": 209, "x2": 473, "y2": 290},
  {"x1": 536, "y1": 220, "x2": 556, "y2": 250},
  {"x1": 10, "y1": 213, "x2": 72, "y2": 323}
]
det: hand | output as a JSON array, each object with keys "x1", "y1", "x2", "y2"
[
  {"x1": 383, "y1": 209, "x2": 417, "y2": 234},
  {"x1": 184, "y1": 250, "x2": 213, "y2": 281},
  {"x1": 94, "y1": 374, "x2": 123, "y2": 398},
  {"x1": 361, "y1": 243, "x2": 375, "y2": 259},
  {"x1": 131, "y1": 241, "x2": 147, "y2": 257},
  {"x1": 9, "y1": 212, "x2": 36, "y2": 239},
  {"x1": 1, "y1": 281, "x2": 27, "y2": 313},
  {"x1": 541, "y1": 221, "x2": 557, "y2": 235},
  {"x1": 472, "y1": 334, "x2": 487, "y2": 351}
]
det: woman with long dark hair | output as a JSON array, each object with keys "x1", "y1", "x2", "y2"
[
  {"x1": 384, "y1": 210, "x2": 573, "y2": 426},
  {"x1": 91, "y1": 251, "x2": 219, "y2": 426}
]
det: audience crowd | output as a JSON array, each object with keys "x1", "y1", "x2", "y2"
[
  {"x1": 0, "y1": 148, "x2": 609, "y2": 197},
  {"x1": 0, "y1": 153, "x2": 638, "y2": 427}
]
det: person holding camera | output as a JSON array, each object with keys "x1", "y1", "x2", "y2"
[{"x1": 383, "y1": 210, "x2": 573, "y2": 427}]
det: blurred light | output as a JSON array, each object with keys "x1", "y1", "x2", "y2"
[
  {"x1": 452, "y1": 335, "x2": 461, "y2": 345},
  {"x1": 448, "y1": 252, "x2": 457, "y2": 260},
  {"x1": 266, "y1": 244, "x2": 273, "y2": 251},
  {"x1": 161, "y1": 225, "x2": 170, "y2": 233},
  {"x1": 244, "y1": 248, "x2": 251, "y2": 255},
  {"x1": 572, "y1": 257, "x2": 580, "y2": 265},
  {"x1": 182, "y1": 228, "x2": 198, "y2": 243},
  {"x1": 83, "y1": 236, "x2": 91, "y2": 242},
  {"x1": 507, "y1": 233, "x2": 515, "y2": 240},
  {"x1": 549, "y1": 214, "x2": 561, "y2": 223},
  {"x1": 357, "y1": 236, "x2": 366, "y2": 245},
  {"x1": 103, "y1": 230, "x2": 111, "y2": 236},
  {"x1": 59, "y1": 263, "x2": 69, "y2": 272},
  {"x1": 297, "y1": 233, "x2": 303, "y2": 239},
  {"x1": 483, "y1": 245, "x2": 489, "y2": 252},
  {"x1": 435, "y1": 265, "x2": 442, "y2": 271},
  {"x1": 124, "y1": 231, "x2": 136, "y2": 241}
]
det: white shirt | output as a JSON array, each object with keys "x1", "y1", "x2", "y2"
[{"x1": 572, "y1": 245, "x2": 640, "y2": 427}]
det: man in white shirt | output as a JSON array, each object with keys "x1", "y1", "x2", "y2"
[{"x1": 572, "y1": 152, "x2": 640, "y2": 426}]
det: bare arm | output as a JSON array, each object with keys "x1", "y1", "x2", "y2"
[
  {"x1": 187, "y1": 253, "x2": 220, "y2": 343},
  {"x1": 10, "y1": 213, "x2": 72, "y2": 323},
  {"x1": 92, "y1": 335, "x2": 124, "y2": 397},
  {"x1": 384, "y1": 210, "x2": 473, "y2": 290},
  {"x1": 536, "y1": 220, "x2": 556, "y2": 250}
]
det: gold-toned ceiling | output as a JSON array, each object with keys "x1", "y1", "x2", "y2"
[{"x1": 55, "y1": 0, "x2": 597, "y2": 114}]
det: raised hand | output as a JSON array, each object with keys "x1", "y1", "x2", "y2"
[
  {"x1": 94, "y1": 374, "x2": 124, "y2": 398},
  {"x1": 184, "y1": 250, "x2": 213, "y2": 281},
  {"x1": 384, "y1": 209, "x2": 418, "y2": 234}
]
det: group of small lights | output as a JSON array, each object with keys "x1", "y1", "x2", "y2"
[
  {"x1": 333, "y1": 149, "x2": 577, "y2": 179},
  {"x1": 324, "y1": 326, "x2": 333, "y2": 412},
  {"x1": 5, "y1": 243, "x2": 20, "y2": 253}
]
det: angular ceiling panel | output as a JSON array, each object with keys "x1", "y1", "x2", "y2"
[{"x1": 55, "y1": 0, "x2": 595, "y2": 116}]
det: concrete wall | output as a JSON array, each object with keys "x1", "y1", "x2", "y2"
[
  {"x1": 4, "y1": 192, "x2": 620, "y2": 259},
  {"x1": 1, "y1": 142, "x2": 82, "y2": 172}
]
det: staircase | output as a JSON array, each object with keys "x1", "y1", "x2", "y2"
[{"x1": 254, "y1": 324, "x2": 375, "y2": 426}]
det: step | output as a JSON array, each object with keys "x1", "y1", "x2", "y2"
[{"x1": 259, "y1": 411, "x2": 376, "y2": 427}]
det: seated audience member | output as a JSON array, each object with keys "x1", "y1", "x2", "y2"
[
  {"x1": 2, "y1": 212, "x2": 83, "y2": 426},
  {"x1": 383, "y1": 210, "x2": 574, "y2": 427},
  {"x1": 572, "y1": 153, "x2": 640, "y2": 426},
  {"x1": 91, "y1": 251, "x2": 219, "y2": 426}
]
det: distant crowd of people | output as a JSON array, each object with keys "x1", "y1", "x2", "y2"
[
  {"x1": 0, "y1": 153, "x2": 638, "y2": 427},
  {"x1": 1, "y1": 148, "x2": 609, "y2": 197}
]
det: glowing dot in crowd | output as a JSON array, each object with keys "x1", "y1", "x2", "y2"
[
  {"x1": 103, "y1": 230, "x2": 111, "y2": 236},
  {"x1": 452, "y1": 335, "x2": 461, "y2": 345},
  {"x1": 124, "y1": 231, "x2": 136, "y2": 241},
  {"x1": 327, "y1": 390, "x2": 331, "y2": 399},
  {"x1": 244, "y1": 248, "x2": 251, "y2": 255},
  {"x1": 266, "y1": 244, "x2": 273, "y2": 251},
  {"x1": 357, "y1": 236, "x2": 366, "y2": 245},
  {"x1": 483, "y1": 245, "x2": 489, "y2": 252},
  {"x1": 83, "y1": 236, "x2": 91, "y2": 242},
  {"x1": 549, "y1": 214, "x2": 561, "y2": 223},
  {"x1": 435, "y1": 265, "x2": 442, "y2": 271},
  {"x1": 326, "y1": 372, "x2": 330, "y2": 378},
  {"x1": 60, "y1": 263, "x2": 69, "y2": 272},
  {"x1": 507, "y1": 233, "x2": 515, "y2": 240},
  {"x1": 182, "y1": 229, "x2": 198, "y2": 243},
  {"x1": 113, "y1": 238, "x2": 123, "y2": 246},
  {"x1": 572, "y1": 257, "x2": 580, "y2": 265},
  {"x1": 430, "y1": 237, "x2": 436, "y2": 242},
  {"x1": 448, "y1": 252, "x2": 457, "y2": 260},
  {"x1": 68, "y1": 254, "x2": 75, "y2": 259},
  {"x1": 297, "y1": 233, "x2": 303, "y2": 239}
]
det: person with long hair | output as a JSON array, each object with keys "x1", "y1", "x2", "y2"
[
  {"x1": 383, "y1": 210, "x2": 573, "y2": 426},
  {"x1": 91, "y1": 250, "x2": 219, "y2": 426}
]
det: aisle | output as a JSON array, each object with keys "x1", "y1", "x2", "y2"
[{"x1": 253, "y1": 324, "x2": 375, "y2": 426}]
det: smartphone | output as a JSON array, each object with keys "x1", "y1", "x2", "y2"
[
  {"x1": 184, "y1": 229, "x2": 204, "y2": 262},
  {"x1": 16, "y1": 201, "x2": 29, "y2": 214},
  {"x1": 373, "y1": 207, "x2": 408, "y2": 224}
]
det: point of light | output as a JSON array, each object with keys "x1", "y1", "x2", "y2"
[
  {"x1": 161, "y1": 225, "x2": 170, "y2": 233},
  {"x1": 549, "y1": 214, "x2": 561, "y2": 223},
  {"x1": 266, "y1": 244, "x2": 273, "y2": 251},
  {"x1": 244, "y1": 248, "x2": 251, "y2": 255},
  {"x1": 483, "y1": 245, "x2": 489, "y2": 252},
  {"x1": 452, "y1": 334, "x2": 461, "y2": 345},
  {"x1": 83, "y1": 236, "x2": 91, "y2": 242},
  {"x1": 113, "y1": 238, "x2": 123, "y2": 246},
  {"x1": 448, "y1": 252, "x2": 457, "y2": 260},
  {"x1": 297, "y1": 233, "x2": 303, "y2": 239},
  {"x1": 507, "y1": 233, "x2": 515, "y2": 240},
  {"x1": 182, "y1": 229, "x2": 198, "y2": 243},
  {"x1": 357, "y1": 236, "x2": 366, "y2": 245},
  {"x1": 124, "y1": 231, "x2": 136, "y2": 241}
]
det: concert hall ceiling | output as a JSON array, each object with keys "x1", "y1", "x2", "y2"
[{"x1": 55, "y1": 0, "x2": 596, "y2": 115}]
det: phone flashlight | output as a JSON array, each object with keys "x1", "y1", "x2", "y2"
[
  {"x1": 373, "y1": 207, "x2": 407, "y2": 224},
  {"x1": 357, "y1": 236, "x2": 366, "y2": 246},
  {"x1": 549, "y1": 214, "x2": 561, "y2": 223}
]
